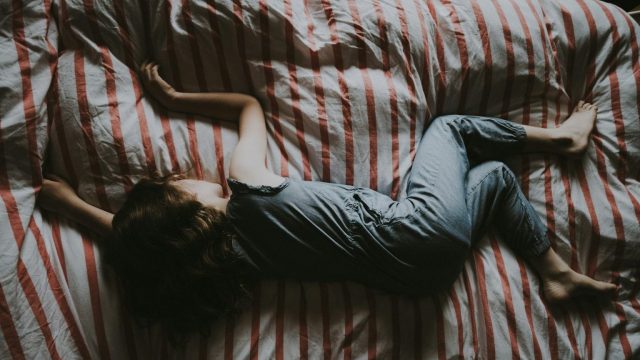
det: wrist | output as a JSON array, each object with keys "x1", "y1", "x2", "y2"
[{"x1": 167, "y1": 90, "x2": 181, "y2": 108}]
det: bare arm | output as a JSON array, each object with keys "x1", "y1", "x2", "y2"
[
  {"x1": 140, "y1": 62, "x2": 283, "y2": 186},
  {"x1": 39, "y1": 177, "x2": 113, "y2": 237}
]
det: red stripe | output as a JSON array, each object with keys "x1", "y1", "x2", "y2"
[
  {"x1": 164, "y1": 0, "x2": 203, "y2": 179},
  {"x1": 371, "y1": 1, "x2": 400, "y2": 197},
  {"x1": 391, "y1": 295, "x2": 400, "y2": 359},
  {"x1": 511, "y1": 3, "x2": 573, "y2": 358},
  {"x1": 341, "y1": 282, "x2": 353, "y2": 360},
  {"x1": 301, "y1": 0, "x2": 331, "y2": 182},
  {"x1": 577, "y1": 2, "x2": 632, "y2": 355},
  {"x1": 82, "y1": 235, "x2": 111, "y2": 359},
  {"x1": 0, "y1": 283, "x2": 25, "y2": 359},
  {"x1": 490, "y1": 0, "x2": 516, "y2": 119},
  {"x1": 320, "y1": 283, "x2": 331, "y2": 360},
  {"x1": 515, "y1": 259, "x2": 542, "y2": 360},
  {"x1": 594, "y1": 3, "x2": 630, "y2": 181},
  {"x1": 502, "y1": 5, "x2": 552, "y2": 355},
  {"x1": 559, "y1": 5, "x2": 576, "y2": 100},
  {"x1": 206, "y1": 1, "x2": 233, "y2": 91},
  {"x1": 180, "y1": 0, "x2": 228, "y2": 191},
  {"x1": 51, "y1": 68, "x2": 78, "y2": 184},
  {"x1": 83, "y1": 0, "x2": 133, "y2": 190},
  {"x1": 113, "y1": 0, "x2": 157, "y2": 177},
  {"x1": 299, "y1": 283, "x2": 309, "y2": 360},
  {"x1": 51, "y1": 219, "x2": 68, "y2": 283},
  {"x1": 258, "y1": 0, "x2": 290, "y2": 178},
  {"x1": 412, "y1": 298, "x2": 422, "y2": 360},
  {"x1": 591, "y1": 130, "x2": 632, "y2": 356},
  {"x1": 319, "y1": 0, "x2": 355, "y2": 184},
  {"x1": 392, "y1": 0, "x2": 419, "y2": 159},
  {"x1": 283, "y1": 0, "x2": 312, "y2": 181},
  {"x1": 472, "y1": 253, "x2": 495, "y2": 359},
  {"x1": 424, "y1": 1, "x2": 447, "y2": 115},
  {"x1": 461, "y1": 268, "x2": 478, "y2": 354},
  {"x1": 615, "y1": 7, "x2": 640, "y2": 316},
  {"x1": 213, "y1": 125, "x2": 228, "y2": 195},
  {"x1": 16, "y1": 259, "x2": 62, "y2": 359},
  {"x1": 594, "y1": 6, "x2": 640, "y2": 324},
  {"x1": 71, "y1": 36, "x2": 114, "y2": 360},
  {"x1": 232, "y1": 0, "x2": 254, "y2": 88},
  {"x1": 447, "y1": 287, "x2": 464, "y2": 357},
  {"x1": 365, "y1": 288, "x2": 377, "y2": 360},
  {"x1": 89, "y1": 4, "x2": 142, "y2": 356},
  {"x1": 410, "y1": 0, "x2": 432, "y2": 124},
  {"x1": 490, "y1": 237, "x2": 520, "y2": 359},
  {"x1": 439, "y1": 0, "x2": 471, "y2": 114},
  {"x1": 469, "y1": 2, "x2": 493, "y2": 115},
  {"x1": 8, "y1": 1, "x2": 68, "y2": 357},
  {"x1": 346, "y1": 0, "x2": 378, "y2": 190},
  {"x1": 275, "y1": 280, "x2": 285, "y2": 360},
  {"x1": 12, "y1": 0, "x2": 42, "y2": 187},
  {"x1": 249, "y1": 282, "x2": 261, "y2": 360},
  {"x1": 432, "y1": 295, "x2": 445, "y2": 360},
  {"x1": 574, "y1": 1, "x2": 598, "y2": 100},
  {"x1": 30, "y1": 218, "x2": 93, "y2": 359},
  {"x1": 224, "y1": 316, "x2": 235, "y2": 360},
  {"x1": 206, "y1": 0, "x2": 234, "y2": 196},
  {"x1": 529, "y1": 4, "x2": 596, "y2": 356},
  {"x1": 160, "y1": 110, "x2": 181, "y2": 173},
  {"x1": 74, "y1": 51, "x2": 111, "y2": 209}
]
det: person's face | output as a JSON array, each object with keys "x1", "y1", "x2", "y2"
[{"x1": 173, "y1": 179, "x2": 225, "y2": 207}]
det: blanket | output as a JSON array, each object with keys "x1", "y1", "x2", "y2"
[{"x1": 1, "y1": 0, "x2": 639, "y2": 358}]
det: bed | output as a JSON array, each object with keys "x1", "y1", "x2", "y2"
[{"x1": 1, "y1": 0, "x2": 639, "y2": 358}]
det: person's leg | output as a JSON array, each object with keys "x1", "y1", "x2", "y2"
[
  {"x1": 520, "y1": 101, "x2": 598, "y2": 155},
  {"x1": 404, "y1": 101, "x2": 598, "y2": 213},
  {"x1": 465, "y1": 161, "x2": 617, "y2": 302},
  {"x1": 402, "y1": 102, "x2": 613, "y2": 301}
]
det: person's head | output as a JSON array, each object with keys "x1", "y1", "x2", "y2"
[{"x1": 107, "y1": 174, "x2": 250, "y2": 342}]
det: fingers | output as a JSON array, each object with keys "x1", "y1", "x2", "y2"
[
  {"x1": 574, "y1": 100, "x2": 598, "y2": 112},
  {"x1": 151, "y1": 64, "x2": 160, "y2": 80}
]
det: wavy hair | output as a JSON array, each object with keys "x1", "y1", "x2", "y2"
[{"x1": 106, "y1": 175, "x2": 252, "y2": 342}]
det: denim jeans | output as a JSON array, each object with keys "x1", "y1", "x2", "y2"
[
  {"x1": 228, "y1": 115, "x2": 551, "y2": 294},
  {"x1": 348, "y1": 115, "x2": 551, "y2": 292}
]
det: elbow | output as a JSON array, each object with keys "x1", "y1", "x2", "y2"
[{"x1": 242, "y1": 95, "x2": 260, "y2": 108}]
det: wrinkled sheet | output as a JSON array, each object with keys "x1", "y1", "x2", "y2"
[{"x1": 1, "y1": 0, "x2": 639, "y2": 358}]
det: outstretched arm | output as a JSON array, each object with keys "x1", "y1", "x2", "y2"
[
  {"x1": 39, "y1": 176, "x2": 113, "y2": 237},
  {"x1": 140, "y1": 61, "x2": 282, "y2": 186}
]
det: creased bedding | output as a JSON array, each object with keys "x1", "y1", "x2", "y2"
[{"x1": 1, "y1": 0, "x2": 639, "y2": 358}]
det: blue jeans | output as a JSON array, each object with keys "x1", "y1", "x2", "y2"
[{"x1": 350, "y1": 115, "x2": 551, "y2": 292}]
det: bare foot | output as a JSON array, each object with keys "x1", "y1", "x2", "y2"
[
  {"x1": 542, "y1": 269, "x2": 617, "y2": 303},
  {"x1": 553, "y1": 101, "x2": 598, "y2": 157}
]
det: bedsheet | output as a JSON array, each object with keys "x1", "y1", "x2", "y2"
[{"x1": 1, "y1": 0, "x2": 639, "y2": 358}]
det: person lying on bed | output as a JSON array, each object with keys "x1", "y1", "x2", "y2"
[{"x1": 39, "y1": 61, "x2": 617, "y2": 340}]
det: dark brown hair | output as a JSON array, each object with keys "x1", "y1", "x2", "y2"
[{"x1": 106, "y1": 175, "x2": 252, "y2": 342}]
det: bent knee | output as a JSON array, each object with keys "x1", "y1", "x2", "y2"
[{"x1": 467, "y1": 161, "x2": 518, "y2": 192}]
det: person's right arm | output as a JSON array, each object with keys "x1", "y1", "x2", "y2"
[{"x1": 140, "y1": 62, "x2": 283, "y2": 187}]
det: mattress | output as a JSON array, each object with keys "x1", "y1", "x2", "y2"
[{"x1": 1, "y1": 0, "x2": 639, "y2": 358}]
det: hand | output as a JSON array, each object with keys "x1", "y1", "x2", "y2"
[
  {"x1": 38, "y1": 175, "x2": 82, "y2": 216},
  {"x1": 140, "y1": 60, "x2": 177, "y2": 106}
]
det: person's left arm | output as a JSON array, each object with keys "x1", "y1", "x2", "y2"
[{"x1": 39, "y1": 176, "x2": 113, "y2": 237}]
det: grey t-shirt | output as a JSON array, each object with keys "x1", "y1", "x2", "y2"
[{"x1": 225, "y1": 178, "x2": 428, "y2": 294}]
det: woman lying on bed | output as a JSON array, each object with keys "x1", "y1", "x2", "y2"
[{"x1": 39, "y1": 61, "x2": 617, "y2": 339}]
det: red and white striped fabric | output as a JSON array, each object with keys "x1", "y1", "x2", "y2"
[{"x1": 1, "y1": 0, "x2": 639, "y2": 358}]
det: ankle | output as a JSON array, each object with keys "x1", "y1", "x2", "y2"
[
  {"x1": 550, "y1": 129, "x2": 572, "y2": 146},
  {"x1": 530, "y1": 248, "x2": 572, "y2": 278}
]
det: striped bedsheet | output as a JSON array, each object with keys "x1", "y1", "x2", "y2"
[{"x1": 1, "y1": 0, "x2": 639, "y2": 358}]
